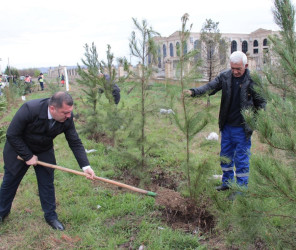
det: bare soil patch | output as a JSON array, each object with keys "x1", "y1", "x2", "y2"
[
  {"x1": 87, "y1": 132, "x2": 114, "y2": 147},
  {"x1": 112, "y1": 168, "x2": 215, "y2": 235},
  {"x1": 154, "y1": 187, "x2": 215, "y2": 234}
]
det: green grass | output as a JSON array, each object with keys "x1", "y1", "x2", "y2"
[
  {"x1": 0, "y1": 83, "x2": 211, "y2": 249},
  {"x1": 1, "y1": 76, "x2": 294, "y2": 249}
]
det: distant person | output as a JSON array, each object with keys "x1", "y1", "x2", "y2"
[
  {"x1": 0, "y1": 92, "x2": 96, "y2": 231},
  {"x1": 60, "y1": 74, "x2": 65, "y2": 86},
  {"x1": 38, "y1": 73, "x2": 44, "y2": 91},
  {"x1": 183, "y1": 51, "x2": 266, "y2": 192},
  {"x1": 98, "y1": 73, "x2": 121, "y2": 105},
  {"x1": 24, "y1": 75, "x2": 31, "y2": 83},
  {"x1": 13, "y1": 75, "x2": 17, "y2": 84},
  {"x1": 24, "y1": 75, "x2": 32, "y2": 93}
]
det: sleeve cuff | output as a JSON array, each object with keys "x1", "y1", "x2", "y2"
[{"x1": 82, "y1": 165, "x2": 91, "y2": 171}]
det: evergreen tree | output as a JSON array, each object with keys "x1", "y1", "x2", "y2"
[
  {"x1": 77, "y1": 43, "x2": 130, "y2": 144},
  {"x1": 219, "y1": 1, "x2": 296, "y2": 248},
  {"x1": 77, "y1": 42, "x2": 101, "y2": 113},
  {"x1": 128, "y1": 18, "x2": 160, "y2": 170},
  {"x1": 200, "y1": 19, "x2": 228, "y2": 106},
  {"x1": 170, "y1": 14, "x2": 211, "y2": 198},
  {"x1": 4, "y1": 66, "x2": 19, "y2": 79},
  {"x1": 100, "y1": 44, "x2": 131, "y2": 145}
]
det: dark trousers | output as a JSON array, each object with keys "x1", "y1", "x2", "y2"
[
  {"x1": 0, "y1": 162, "x2": 57, "y2": 221},
  {"x1": 39, "y1": 82, "x2": 44, "y2": 90}
]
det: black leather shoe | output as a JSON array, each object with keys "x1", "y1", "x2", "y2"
[
  {"x1": 46, "y1": 219, "x2": 65, "y2": 231},
  {"x1": 0, "y1": 213, "x2": 10, "y2": 223},
  {"x1": 215, "y1": 185, "x2": 230, "y2": 191}
]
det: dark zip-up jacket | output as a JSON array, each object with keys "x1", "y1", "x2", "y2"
[{"x1": 190, "y1": 68, "x2": 266, "y2": 138}]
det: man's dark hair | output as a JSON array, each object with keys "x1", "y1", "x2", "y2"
[{"x1": 49, "y1": 91, "x2": 73, "y2": 108}]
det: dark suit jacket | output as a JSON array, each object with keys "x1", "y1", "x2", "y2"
[{"x1": 3, "y1": 98, "x2": 90, "y2": 175}]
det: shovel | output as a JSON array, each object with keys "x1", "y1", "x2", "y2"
[{"x1": 17, "y1": 156, "x2": 157, "y2": 197}]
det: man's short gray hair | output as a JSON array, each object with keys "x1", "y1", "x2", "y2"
[
  {"x1": 49, "y1": 91, "x2": 73, "y2": 108},
  {"x1": 230, "y1": 51, "x2": 247, "y2": 65}
]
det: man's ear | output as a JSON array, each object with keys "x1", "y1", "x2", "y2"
[
  {"x1": 49, "y1": 105, "x2": 55, "y2": 114},
  {"x1": 245, "y1": 63, "x2": 249, "y2": 68}
]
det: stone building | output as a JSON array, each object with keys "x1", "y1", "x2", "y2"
[{"x1": 152, "y1": 28, "x2": 279, "y2": 79}]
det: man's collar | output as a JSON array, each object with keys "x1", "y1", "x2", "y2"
[{"x1": 48, "y1": 107, "x2": 53, "y2": 119}]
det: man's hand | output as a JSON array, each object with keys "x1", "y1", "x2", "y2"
[
  {"x1": 26, "y1": 155, "x2": 38, "y2": 166},
  {"x1": 83, "y1": 166, "x2": 96, "y2": 180},
  {"x1": 183, "y1": 89, "x2": 193, "y2": 97}
]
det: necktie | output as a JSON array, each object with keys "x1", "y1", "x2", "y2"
[{"x1": 49, "y1": 119, "x2": 56, "y2": 129}]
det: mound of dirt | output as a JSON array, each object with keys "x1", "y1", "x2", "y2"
[
  {"x1": 93, "y1": 168, "x2": 215, "y2": 235},
  {"x1": 154, "y1": 186, "x2": 215, "y2": 234}
]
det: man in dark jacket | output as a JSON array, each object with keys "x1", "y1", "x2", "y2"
[
  {"x1": 0, "y1": 92, "x2": 95, "y2": 230},
  {"x1": 184, "y1": 51, "x2": 266, "y2": 191},
  {"x1": 98, "y1": 73, "x2": 121, "y2": 105}
]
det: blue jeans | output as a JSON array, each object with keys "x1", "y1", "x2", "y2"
[{"x1": 220, "y1": 124, "x2": 251, "y2": 187}]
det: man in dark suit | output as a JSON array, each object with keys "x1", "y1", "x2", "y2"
[{"x1": 0, "y1": 91, "x2": 95, "y2": 230}]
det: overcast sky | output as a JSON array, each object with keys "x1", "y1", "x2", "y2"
[{"x1": 0, "y1": 0, "x2": 294, "y2": 71}]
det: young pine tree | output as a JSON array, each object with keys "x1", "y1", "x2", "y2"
[
  {"x1": 221, "y1": 1, "x2": 296, "y2": 248},
  {"x1": 77, "y1": 42, "x2": 101, "y2": 113},
  {"x1": 170, "y1": 14, "x2": 211, "y2": 198},
  {"x1": 99, "y1": 44, "x2": 131, "y2": 145},
  {"x1": 77, "y1": 43, "x2": 130, "y2": 144},
  {"x1": 200, "y1": 19, "x2": 228, "y2": 106},
  {"x1": 128, "y1": 18, "x2": 160, "y2": 170}
]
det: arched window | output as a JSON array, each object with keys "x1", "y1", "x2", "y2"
[
  {"x1": 242, "y1": 40, "x2": 248, "y2": 53},
  {"x1": 207, "y1": 41, "x2": 215, "y2": 60},
  {"x1": 231, "y1": 40, "x2": 237, "y2": 53},
  {"x1": 194, "y1": 40, "x2": 201, "y2": 61},
  {"x1": 163, "y1": 44, "x2": 167, "y2": 58},
  {"x1": 176, "y1": 42, "x2": 180, "y2": 56},
  {"x1": 219, "y1": 39, "x2": 227, "y2": 65},
  {"x1": 253, "y1": 40, "x2": 258, "y2": 47},
  {"x1": 169, "y1": 43, "x2": 174, "y2": 57},
  {"x1": 263, "y1": 38, "x2": 268, "y2": 46},
  {"x1": 194, "y1": 40, "x2": 199, "y2": 49},
  {"x1": 183, "y1": 42, "x2": 187, "y2": 55}
]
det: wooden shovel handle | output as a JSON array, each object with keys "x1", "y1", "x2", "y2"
[{"x1": 17, "y1": 156, "x2": 157, "y2": 197}]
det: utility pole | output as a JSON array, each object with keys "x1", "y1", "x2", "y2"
[{"x1": 8, "y1": 57, "x2": 11, "y2": 76}]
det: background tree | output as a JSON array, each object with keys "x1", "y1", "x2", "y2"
[
  {"x1": 200, "y1": 19, "x2": 228, "y2": 106},
  {"x1": 4, "y1": 66, "x2": 19, "y2": 79},
  {"x1": 77, "y1": 43, "x2": 131, "y2": 145},
  {"x1": 99, "y1": 44, "x2": 131, "y2": 145},
  {"x1": 216, "y1": 0, "x2": 296, "y2": 248},
  {"x1": 169, "y1": 14, "x2": 211, "y2": 198},
  {"x1": 77, "y1": 42, "x2": 101, "y2": 113},
  {"x1": 100, "y1": 45, "x2": 130, "y2": 104},
  {"x1": 128, "y1": 18, "x2": 160, "y2": 170}
]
